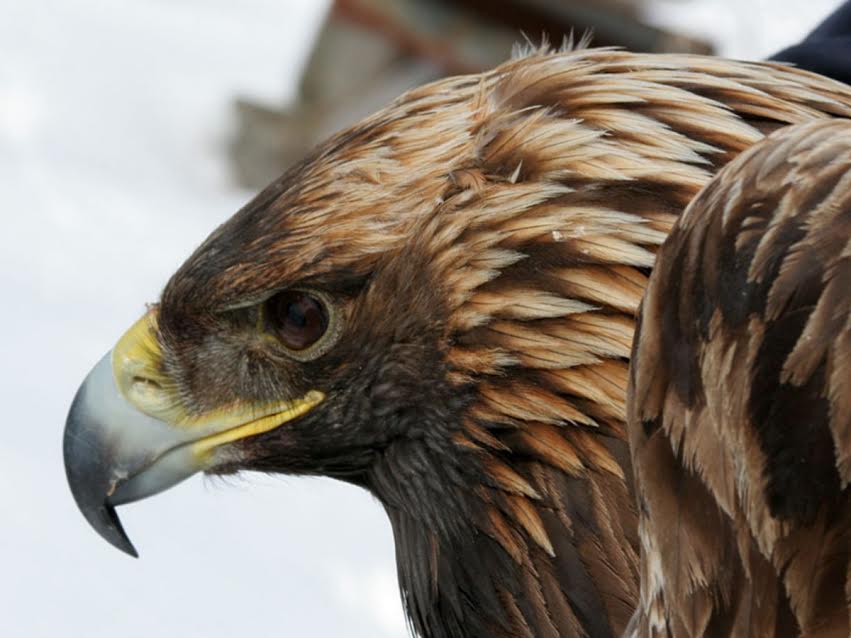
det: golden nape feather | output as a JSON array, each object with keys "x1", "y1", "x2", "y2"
[
  {"x1": 628, "y1": 119, "x2": 851, "y2": 638},
  {"x1": 64, "y1": 47, "x2": 851, "y2": 638}
]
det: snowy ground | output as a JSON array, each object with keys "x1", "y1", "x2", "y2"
[{"x1": 0, "y1": 1, "x2": 843, "y2": 637}]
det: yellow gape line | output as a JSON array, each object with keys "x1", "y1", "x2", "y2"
[
  {"x1": 110, "y1": 310, "x2": 325, "y2": 446},
  {"x1": 191, "y1": 391, "x2": 325, "y2": 460}
]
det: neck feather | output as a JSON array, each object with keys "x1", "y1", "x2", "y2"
[{"x1": 371, "y1": 434, "x2": 639, "y2": 638}]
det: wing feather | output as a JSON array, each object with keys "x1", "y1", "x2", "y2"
[{"x1": 629, "y1": 120, "x2": 851, "y2": 637}]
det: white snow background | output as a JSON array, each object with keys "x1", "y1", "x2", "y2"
[{"x1": 0, "y1": 1, "x2": 842, "y2": 636}]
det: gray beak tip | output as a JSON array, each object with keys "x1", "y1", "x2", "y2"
[
  {"x1": 64, "y1": 366, "x2": 140, "y2": 559},
  {"x1": 84, "y1": 500, "x2": 140, "y2": 559},
  {"x1": 63, "y1": 446, "x2": 141, "y2": 557}
]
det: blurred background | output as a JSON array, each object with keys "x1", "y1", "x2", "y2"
[{"x1": 1, "y1": 1, "x2": 843, "y2": 636}]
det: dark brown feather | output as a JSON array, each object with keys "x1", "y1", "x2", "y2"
[{"x1": 628, "y1": 120, "x2": 851, "y2": 637}]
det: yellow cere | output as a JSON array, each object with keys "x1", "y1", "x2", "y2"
[
  {"x1": 191, "y1": 391, "x2": 325, "y2": 460},
  {"x1": 113, "y1": 310, "x2": 162, "y2": 376},
  {"x1": 112, "y1": 310, "x2": 176, "y2": 420}
]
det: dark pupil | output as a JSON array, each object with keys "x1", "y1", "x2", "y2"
[{"x1": 271, "y1": 291, "x2": 328, "y2": 350}]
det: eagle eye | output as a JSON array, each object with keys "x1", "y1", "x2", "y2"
[{"x1": 265, "y1": 289, "x2": 337, "y2": 359}]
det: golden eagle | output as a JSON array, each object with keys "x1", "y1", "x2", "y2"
[
  {"x1": 628, "y1": 119, "x2": 851, "y2": 637},
  {"x1": 64, "y1": 49, "x2": 851, "y2": 638}
]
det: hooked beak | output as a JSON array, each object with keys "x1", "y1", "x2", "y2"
[{"x1": 63, "y1": 311, "x2": 323, "y2": 557}]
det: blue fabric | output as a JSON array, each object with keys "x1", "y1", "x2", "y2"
[{"x1": 771, "y1": 1, "x2": 851, "y2": 83}]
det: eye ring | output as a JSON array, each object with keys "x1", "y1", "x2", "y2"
[{"x1": 263, "y1": 289, "x2": 340, "y2": 361}]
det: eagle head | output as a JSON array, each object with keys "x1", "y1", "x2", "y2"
[{"x1": 65, "y1": 59, "x2": 580, "y2": 553}]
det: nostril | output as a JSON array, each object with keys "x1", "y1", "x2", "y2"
[
  {"x1": 125, "y1": 373, "x2": 173, "y2": 418},
  {"x1": 129, "y1": 375, "x2": 165, "y2": 402},
  {"x1": 132, "y1": 375, "x2": 162, "y2": 391}
]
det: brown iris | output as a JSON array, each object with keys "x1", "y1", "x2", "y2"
[{"x1": 266, "y1": 290, "x2": 329, "y2": 351}]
